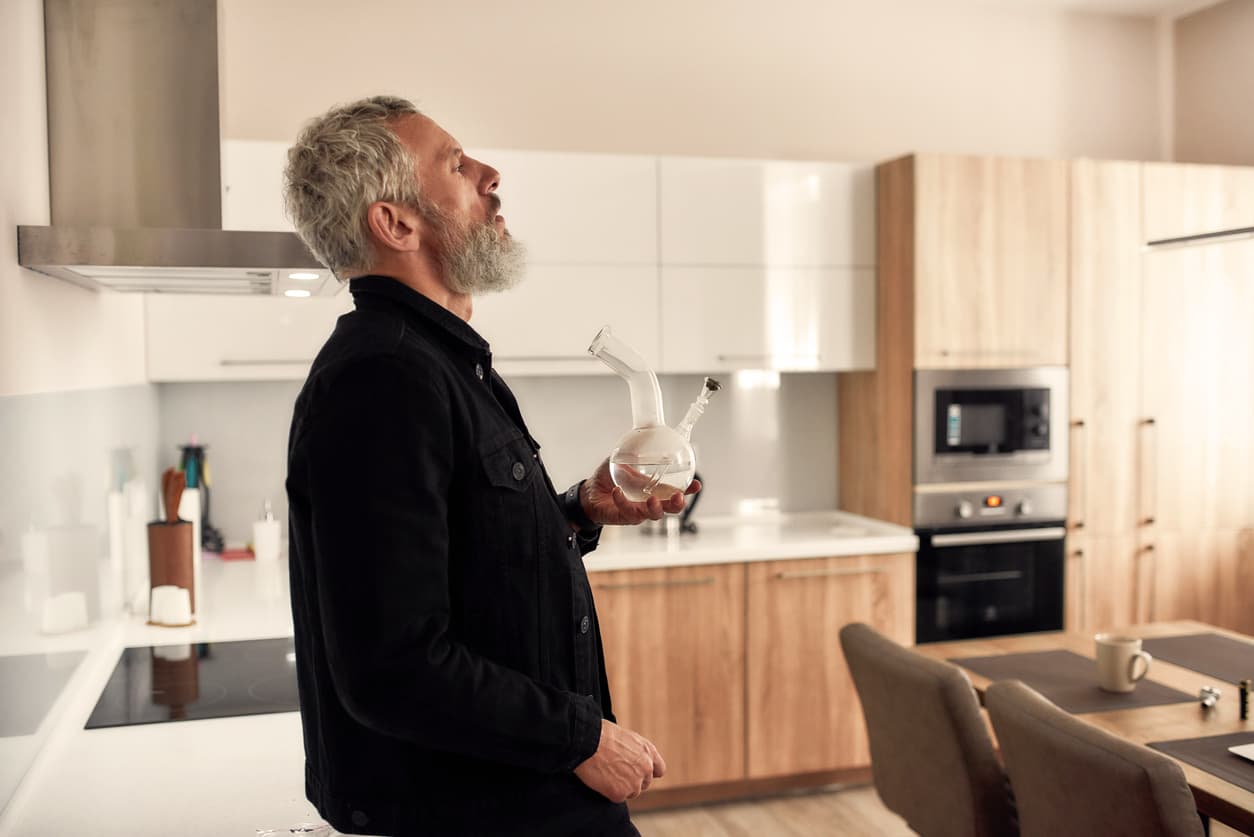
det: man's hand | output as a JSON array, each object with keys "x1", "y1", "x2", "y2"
[
  {"x1": 581, "y1": 457, "x2": 700, "y2": 526},
  {"x1": 574, "y1": 719, "x2": 667, "y2": 802}
]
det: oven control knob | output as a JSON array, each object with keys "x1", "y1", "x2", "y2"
[
  {"x1": 1033, "y1": 423, "x2": 1049, "y2": 437},
  {"x1": 956, "y1": 501, "x2": 974, "y2": 519},
  {"x1": 1017, "y1": 500, "x2": 1033, "y2": 516}
]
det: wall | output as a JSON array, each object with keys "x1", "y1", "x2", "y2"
[
  {"x1": 1174, "y1": 0, "x2": 1254, "y2": 165},
  {"x1": 219, "y1": 0, "x2": 1163, "y2": 162},
  {"x1": 0, "y1": 2, "x2": 160, "y2": 809},
  {"x1": 156, "y1": 372, "x2": 839, "y2": 546}
]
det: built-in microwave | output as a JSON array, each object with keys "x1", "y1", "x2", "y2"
[{"x1": 914, "y1": 368, "x2": 1069, "y2": 485}]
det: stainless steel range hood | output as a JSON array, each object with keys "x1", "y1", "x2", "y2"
[{"x1": 16, "y1": 0, "x2": 331, "y2": 296}]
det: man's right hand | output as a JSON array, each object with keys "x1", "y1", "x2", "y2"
[{"x1": 573, "y1": 719, "x2": 667, "y2": 803}]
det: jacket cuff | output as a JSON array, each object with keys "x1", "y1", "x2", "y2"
[
  {"x1": 560, "y1": 693, "x2": 603, "y2": 771},
  {"x1": 560, "y1": 481, "x2": 601, "y2": 535}
]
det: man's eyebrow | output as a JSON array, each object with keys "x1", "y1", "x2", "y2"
[{"x1": 449, "y1": 147, "x2": 463, "y2": 160}]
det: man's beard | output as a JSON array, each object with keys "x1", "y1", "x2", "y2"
[{"x1": 421, "y1": 202, "x2": 527, "y2": 296}]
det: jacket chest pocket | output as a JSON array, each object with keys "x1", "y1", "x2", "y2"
[{"x1": 476, "y1": 433, "x2": 542, "y2": 568}]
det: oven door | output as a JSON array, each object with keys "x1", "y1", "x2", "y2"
[{"x1": 915, "y1": 522, "x2": 1066, "y2": 644}]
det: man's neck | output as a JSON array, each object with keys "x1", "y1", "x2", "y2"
[{"x1": 355, "y1": 260, "x2": 473, "y2": 322}]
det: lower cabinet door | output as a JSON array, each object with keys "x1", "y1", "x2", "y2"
[
  {"x1": 745, "y1": 553, "x2": 913, "y2": 778},
  {"x1": 589, "y1": 563, "x2": 746, "y2": 788}
]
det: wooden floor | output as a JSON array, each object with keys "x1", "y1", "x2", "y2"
[
  {"x1": 632, "y1": 784, "x2": 1249, "y2": 837},
  {"x1": 632, "y1": 784, "x2": 914, "y2": 837}
]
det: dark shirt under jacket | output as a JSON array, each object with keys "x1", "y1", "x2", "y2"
[{"x1": 286, "y1": 275, "x2": 626, "y2": 836}]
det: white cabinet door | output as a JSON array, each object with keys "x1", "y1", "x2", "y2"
[
  {"x1": 470, "y1": 265, "x2": 659, "y2": 377},
  {"x1": 659, "y1": 158, "x2": 874, "y2": 267},
  {"x1": 146, "y1": 295, "x2": 351, "y2": 382},
  {"x1": 470, "y1": 149, "x2": 657, "y2": 265},
  {"x1": 221, "y1": 140, "x2": 293, "y2": 232},
  {"x1": 659, "y1": 267, "x2": 874, "y2": 373}
]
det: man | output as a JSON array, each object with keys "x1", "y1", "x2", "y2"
[{"x1": 283, "y1": 96, "x2": 695, "y2": 836}]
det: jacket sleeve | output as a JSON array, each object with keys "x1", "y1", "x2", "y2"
[{"x1": 294, "y1": 355, "x2": 601, "y2": 773}]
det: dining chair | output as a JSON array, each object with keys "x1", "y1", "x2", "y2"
[
  {"x1": 839, "y1": 623, "x2": 1018, "y2": 837},
  {"x1": 985, "y1": 680, "x2": 1205, "y2": 837}
]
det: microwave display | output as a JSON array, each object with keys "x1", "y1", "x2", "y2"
[{"x1": 935, "y1": 387, "x2": 1049, "y2": 455}]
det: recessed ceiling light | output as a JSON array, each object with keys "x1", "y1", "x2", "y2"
[
  {"x1": 284, "y1": 289, "x2": 311, "y2": 298},
  {"x1": 289, "y1": 271, "x2": 320, "y2": 281}
]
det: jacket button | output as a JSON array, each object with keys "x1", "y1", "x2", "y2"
[
  {"x1": 351, "y1": 810, "x2": 369, "y2": 827},
  {"x1": 475, "y1": 362, "x2": 485, "y2": 380},
  {"x1": 511, "y1": 461, "x2": 526, "y2": 480},
  {"x1": 579, "y1": 615, "x2": 590, "y2": 634}
]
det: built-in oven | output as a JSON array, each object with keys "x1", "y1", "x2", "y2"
[
  {"x1": 914, "y1": 484, "x2": 1067, "y2": 644},
  {"x1": 915, "y1": 368, "x2": 1068, "y2": 485}
]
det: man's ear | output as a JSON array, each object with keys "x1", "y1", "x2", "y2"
[{"x1": 365, "y1": 201, "x2": 422, "y2": 254}]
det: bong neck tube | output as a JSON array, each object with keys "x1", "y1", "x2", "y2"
[{"x1": 588, "y1": 327, "x2": 665, "y2": 428}]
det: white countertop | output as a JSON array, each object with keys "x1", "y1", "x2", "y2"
[
  {"x1": 587, "y1": 510, "x2": 917, "y2": 572},
  {"x1": 0, "y1": 510, "x2": 915, "y2": 835}
]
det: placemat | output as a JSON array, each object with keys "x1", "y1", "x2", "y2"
[
  {"x1": 951, "y1": 649, "x2": 1195, "y2": 714},
  {"x1": 1149, "y1": 732, "x2": 1254, "y2": 794},
  {"x1": 1142, "y1": 633, "x2": 1254, "y2": 685}
]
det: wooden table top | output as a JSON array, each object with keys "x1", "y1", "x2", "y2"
[{"x1": 915, "y1": 621, "x2": 1254, "y2": 833}]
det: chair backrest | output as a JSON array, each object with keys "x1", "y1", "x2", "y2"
[
  {"x1": 985, "y1": 680, "x2": 1205, "y2": 837},
  {"x1": 839, "y1": 622, "x2": 1018, "y2": 837}
]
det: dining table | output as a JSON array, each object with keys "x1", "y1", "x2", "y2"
[{"x1": 914, "y1": 620, "x2": 1254, "y2": 834}]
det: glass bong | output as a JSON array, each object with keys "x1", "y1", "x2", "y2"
[{"x1": 588, "y1": 326, "x2": 720, "y2": 503}]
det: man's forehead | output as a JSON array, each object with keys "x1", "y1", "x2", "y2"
[{"x1": 393, "y1": 113, "x2": 459, "y2": 158}]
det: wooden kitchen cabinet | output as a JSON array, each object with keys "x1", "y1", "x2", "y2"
[
  {"x1": 1142, "y1": 162, "x2": 1254, "y2": 243},
  {"x1": 745, "y1": 553, "x2": 913, "y2": 778},
  {"x1": 589, "y1": 563, "x2": 746, "y2": 789},
  {"x1": 1138, "y1": 238, "x2": 1254, "y2": 633},
  {"x1": 1065, "y1": 534, "x2": 1148, "y2": 633},
  {"x1": 912, "y1": 155, "x2": 1069, "y2": 368}
]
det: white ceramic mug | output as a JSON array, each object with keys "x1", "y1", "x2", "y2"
[{"x1": 1095, "y1": 634, "x2": 1152, "y2": 693}]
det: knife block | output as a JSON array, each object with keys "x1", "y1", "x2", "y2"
[{"x1": 147, "y1": 520, "x2": 195, "y2": 617}]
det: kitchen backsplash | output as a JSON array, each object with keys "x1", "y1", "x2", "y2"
[
  {"x1": 157, "y1": 372, "x2": 839, "y2": 547},
  {"x1": 0, "y1": 384, "x2": 160, "y2": 631}
]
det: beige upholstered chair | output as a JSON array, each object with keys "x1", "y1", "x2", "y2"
[
  {"x1": 985, "y1": 680, "x2": 1205, "y2": 837},
  {"x1": 839, "y1": 623, "x2": 1018, "y2": 837}
]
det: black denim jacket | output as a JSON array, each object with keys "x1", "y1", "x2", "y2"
[{"x1": 286, "y1": 276, "x2": 623, "y2": 836}]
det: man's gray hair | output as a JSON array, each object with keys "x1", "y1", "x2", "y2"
[{"x1": 284, "y1": 95, "x2": 423, "y2": 279}]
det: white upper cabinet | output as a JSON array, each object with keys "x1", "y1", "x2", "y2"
[
  {"x1": 146, "y1": 295, "x2": 351, "y2": 382},
  {"x1": 471, "y1": 265, "x2": 659, "y2": 377},
  {"x1": 463, "y1": 150, "x2": 660, "y2": 375},
  {"x1": 660, "y1": 267, "x2": 875, "y2": 373},
  {"x1": 471, "y1": 149, "x2": 658, "y2": 265},
  {"x1": 221, "y1": 140, "x2": 294, "y2": 231},
  {"x1": 659, "y1": 158, "x2": 875, "y2": 267}
]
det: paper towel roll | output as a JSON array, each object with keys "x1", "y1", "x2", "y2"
[
  {"x1": 252, "y1": 518, "x2": 281, "y2": 562},
  {"x1": 177, "y1": 488, "x2": 203, "y2": 617}
]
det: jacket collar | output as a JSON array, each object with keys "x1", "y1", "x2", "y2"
[{"x1": 349, "y1": 275, "x2": 490, "y2": 358}]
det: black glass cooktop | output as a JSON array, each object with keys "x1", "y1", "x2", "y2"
[{"x1": 85, "y1": 637, "x2": 299, "y2": 729}]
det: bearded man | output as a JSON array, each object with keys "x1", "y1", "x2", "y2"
[{"x1": 282, "y1": 96, "x2": 695, "y2": 837}]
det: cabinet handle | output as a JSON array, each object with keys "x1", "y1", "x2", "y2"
[
  {"x1": 1071, "y1": 418, "x2": 1087, "y2": 531},
  {"x1": 593, "y1": 577, "x2": 716, "y2": 591},
  {"x1": 1138, "y1": 417, "x2": 1158, "y2": 535},
  {"x1": 773, "y1": 566, "x2": 888, "y2": 581},
  {"x1": 1072, "y1": 548, "x2": 1087, "y2": 630},
  {"x1": 220, "y1": 358, "x2": 314, "y2": 366}
]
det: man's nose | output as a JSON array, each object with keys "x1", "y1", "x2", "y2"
[{"x1": 480, "y1": 162, "x2": 500, "y2": 194}]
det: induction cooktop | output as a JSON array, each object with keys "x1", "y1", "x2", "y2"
[{"x1": 85, "y1": 637, "x2": 299, "y2": 729}]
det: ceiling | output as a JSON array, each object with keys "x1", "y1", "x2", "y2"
[{"x1": 962, "y1": 0, "x2": 1222, "y2": 17}]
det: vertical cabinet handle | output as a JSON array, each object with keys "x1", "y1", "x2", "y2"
[
  {"x1": 1139, "y1": 417, "x2": 1158, "y2": 528},
  {"x1": 1073, "y1": 548, "x2": 1087, "y2": 632},
  {"x1": 1071, "y1": 419, "x2": 1087, "y2": 531}
]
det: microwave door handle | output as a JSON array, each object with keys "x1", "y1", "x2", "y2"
[{"x1": 931, "y1": 527, "x2": 1067, "y2": 547}]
